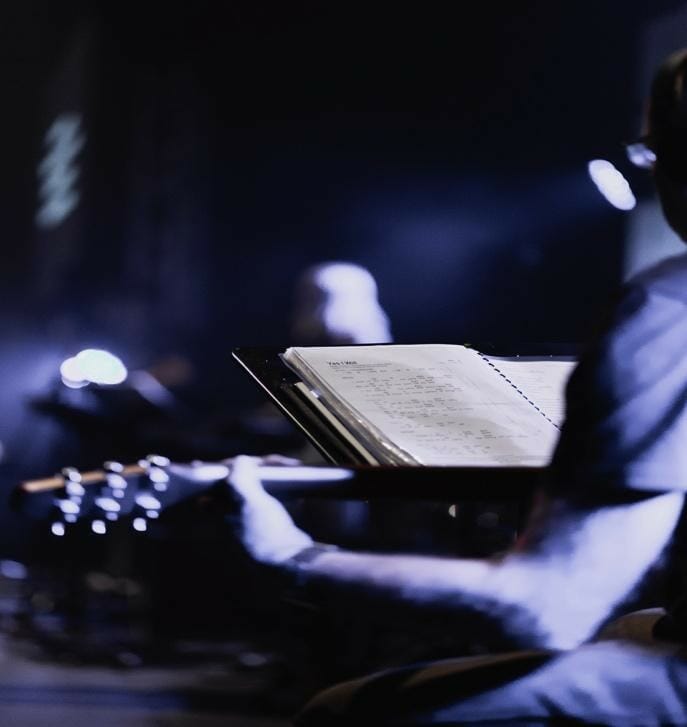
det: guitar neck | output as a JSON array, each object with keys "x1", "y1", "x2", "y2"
[
  {"x1": 14, "y1": 460, "x2": 540, "y2": 535},
  {"x1": 19, "y1": 462, "x2": 540, "y2": 501}
]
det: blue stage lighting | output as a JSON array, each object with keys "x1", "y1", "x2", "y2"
[{"x1": 59, "y1": 349, "x2": 128, "y2": 388}]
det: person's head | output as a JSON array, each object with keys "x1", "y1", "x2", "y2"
[
  {"x1": 642, "y1": 49, "x2": 687, "y2": 239},
  {"x1": 291, "y1": 261, "x2": 392, "y2": 345}
]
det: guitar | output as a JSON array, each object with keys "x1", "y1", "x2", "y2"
[
  {"x1": 12, "y1": 455, "x2": 535, "y2": 673},
  {"x1": 16, "y1": 454, "x2": 539, "y2": 537},
  {"x1": 14, "y1": 454, "x2": 359, "y2": 537}
]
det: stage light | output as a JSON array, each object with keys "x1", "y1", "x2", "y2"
[
  {"x1": 60, "y1": 349, "x2": 128, "y2": 388},
  {"x1": 59, "y1": 356, "x2": 87, "y2": 388},
  {"x1": 587, "y1": 159, "x2": 636, "y2": 211},
  {"x1": 75, "y1": 349, "x2": 127, "y2": 385}
]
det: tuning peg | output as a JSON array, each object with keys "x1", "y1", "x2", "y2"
[
  {"x1": 108, "y1": 476, "x2": 127, "y2": 497},
  {"x1": 138, "y1": 454, "x2": 170, "y2": 492},
  {"x1": 61, "y1": 467, "x2": 85, "y2": 498},
  {"x1": 132, "y1": 517, "x2": 147, "y2": 533},
  {"x1": 50, "y1": 495, "x2": 81, "y2": 536},
  {"x1": 55, "y1": 498, "x2": 80, "y2": 517},
  {"x1": 138, "y1": 454, "x2": 170, "y2": 469},
  {"x1": 145, "y1": 454, "x2": 170, "y2": 468},
  {"x1": 103, "y1": 461, "x2": 124, "y2": 473},
  {"x1": 103, "y1": 462, "x2": 128, "y2": 497},
  {"x1": 149, "y1": 468, "x2": 169, "y2": 492},
  {"x1": 134, "y1": 492, "x2": 161, "y2": 519},
  {"x1": 94, "y1": 496, "x2": 121, "y2": 522}
]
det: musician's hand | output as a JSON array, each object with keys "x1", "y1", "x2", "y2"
[{"x1": 225, "y1": 455, "x2": 314, "y2": 565}]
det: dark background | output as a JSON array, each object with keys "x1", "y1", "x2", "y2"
[{"x1": 0, "y1": 2, "x2": 683, "y2": 553}]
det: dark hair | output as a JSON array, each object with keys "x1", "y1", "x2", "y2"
[{"x1": 649, "y1": 49, "x2": 687, "y2": 181}]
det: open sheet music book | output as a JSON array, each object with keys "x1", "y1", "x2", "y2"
[{"x1": 282, "y1": 344, "x2": 576, "y2": 467}]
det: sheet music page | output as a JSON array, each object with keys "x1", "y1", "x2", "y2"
[
  {"x1": 483, "y1": 357, "x2": 576, "y2": 428},
  {"x1": 284, "y1": 344, "x2": 562, "y2": 467}
]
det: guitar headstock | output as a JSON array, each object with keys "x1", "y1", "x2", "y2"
[{"x1": 15, "y1": 455, "x2": 231, "y2": 536}]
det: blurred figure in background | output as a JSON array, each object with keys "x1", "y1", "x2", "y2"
[
  {"x1": 291, "y1": 262, "x2": 392, "y2": 346},
  {"x1": 248, "y1": 260, "x2": 392, "y2": 449},
  {"x1": 288, "y1": 262, "x2": 395, "y2": 547}
]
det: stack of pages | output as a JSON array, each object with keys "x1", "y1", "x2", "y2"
[{"x1": 283, "y1": 344, "x2": 576, "y2": 467}]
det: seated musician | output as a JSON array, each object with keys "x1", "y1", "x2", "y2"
[{"x1": 218, "y1": 50, "x2": 687, "y2": 724}]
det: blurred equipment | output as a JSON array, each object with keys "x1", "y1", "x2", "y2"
[{"x1": 31, "y1": 349, "x2": 288, "y2": 470}]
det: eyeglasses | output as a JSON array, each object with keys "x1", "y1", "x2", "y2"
[{"x1": 625, "y1": 135, "x2": 657, "y2": 169}]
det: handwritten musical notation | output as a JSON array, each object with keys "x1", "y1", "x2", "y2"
[{"x1": 286, "y1": 345, "x2": 572, "y2": 466}]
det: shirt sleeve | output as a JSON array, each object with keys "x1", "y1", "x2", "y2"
[{"x1": 550, "y1": 264, "x2": 687, "y2": 495}]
